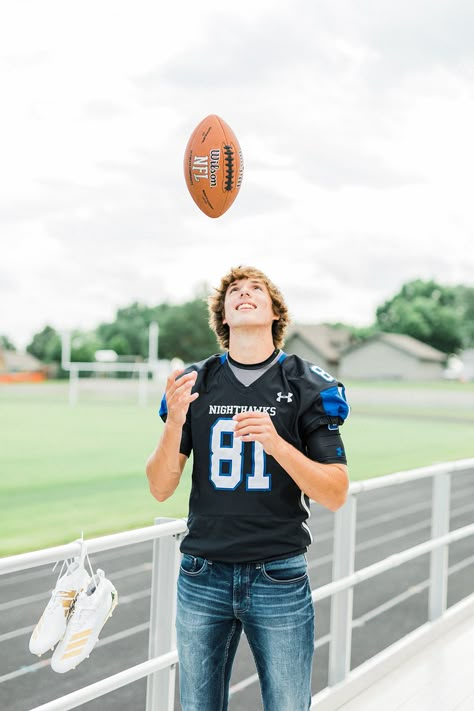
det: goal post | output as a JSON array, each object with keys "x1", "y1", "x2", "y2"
[{"x1": 61, "y1": 323, "x2": 163, "y2": 406}]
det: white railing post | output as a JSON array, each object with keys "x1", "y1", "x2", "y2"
[
  {"x1": 146, "y1": 518, "x2": 184, "y2": 711},
  {"x1": 429, "y1": 470, "x2": 451, "y2": 621},
  {"x1": 328, "y1": 493, "x2": 357, "y2": 686}
]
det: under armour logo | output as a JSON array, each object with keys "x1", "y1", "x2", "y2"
[{"x1": 276, "y1": 392, "x2": 293, "y2": 402}]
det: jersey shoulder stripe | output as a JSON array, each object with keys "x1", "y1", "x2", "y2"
[
  {"x1": 282, "y1": 354, "x2": 350, "y2": 425},
  {"x1": 320, "y1": 385, "x2": 350, "y2": 421}
]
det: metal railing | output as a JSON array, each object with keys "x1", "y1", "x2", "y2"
[
  {"x1": 313, "y1": 459, "x2": 474, "y2": 695},
  {"x1": 0, "y1": 457, "x2": 473, "y2": 711}
]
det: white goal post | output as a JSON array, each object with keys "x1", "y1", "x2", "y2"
[{"x1": 61, "y1": 322, "x2": 172, "y2": 406}]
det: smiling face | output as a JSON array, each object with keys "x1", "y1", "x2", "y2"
[
  {"x1": 223, "y1": 278, "x2": 279, "y2": 331},
  {"x1": 208, "y1": 265, "x2": 290, "y2": 350}
]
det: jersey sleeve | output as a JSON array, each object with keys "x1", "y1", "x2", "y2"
[
  {"x1": 301, "y1": 380, "x2": 350, "y2": 436},
  {"x1": 305, "y1": 425, "x2": 347, "y2": 464},
  {"x1": 286, "y1": 358, "x2": 350, "y2": 440}
]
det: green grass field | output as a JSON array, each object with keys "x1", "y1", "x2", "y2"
[{"x1": 1, "y1": 380, "x2": 473, "y2": 555}]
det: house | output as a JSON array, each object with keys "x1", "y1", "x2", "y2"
[
  {"x1": 460, "y1": 348, "x2": 474, "y2": 381},
  {"x1": 284, "y1": 324, "x2": 353, "y2": 378},
  {"x1": 339, "y1": 333, "x2": 448, "y2": 381},
  {"x1": 0, "y1": 349, "x2": 46, "y2": 383}
]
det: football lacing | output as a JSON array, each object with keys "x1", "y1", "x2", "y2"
[{"x1": 224, "y1": 145, "x2": 234, "y2": 191}]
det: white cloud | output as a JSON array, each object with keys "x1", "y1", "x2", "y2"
[{"x1": 1, "y1": 0, "x2": 473, "y2": 349}]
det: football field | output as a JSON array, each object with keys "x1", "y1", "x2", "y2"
[{"x1": 1, "y1": 379, "x2": 473, "y2": 556}]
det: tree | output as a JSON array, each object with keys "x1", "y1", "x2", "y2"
[
  {"x1": 27, "y1": 325, "x2": 102, "y2": 367},
  {"x1": 454, "y1": 285, "x2": 474, "y2": 348},
  {"x1": 96, "y1": 298, "x2": 218, "y2": 362},
  {"x1": 159, "y1": 299, "x2": 219, "y2": 362},
  {"x1": 27, "y1": 326, "x2": 62, "y2": 363},
  {"x1": 0, "y1": 334, "x2": 15, "y2": 351},
  {"x1": 327, "y1": 322, "x2": 379, "y2": 344},
  {"x1": 70, "y1": 330, "x2": 102, "y2": 362},
  {"x1": 97, "y1": 303, "x2": 171, "y2": 358},
  {"x1": 376, "y1": 280, "x2": 463, "y2": 354}
]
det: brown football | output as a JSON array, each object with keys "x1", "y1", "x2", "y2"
[{"x1": 183, "y1": 114, "x2": 244, "y2": 218}]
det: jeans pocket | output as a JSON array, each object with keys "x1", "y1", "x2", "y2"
[
  {"x1": 262, "y1": 554, "x2": 308, "y2": 584},
  {"x1": 180, "y1": 554, "x2": 208, "y2": 577}
]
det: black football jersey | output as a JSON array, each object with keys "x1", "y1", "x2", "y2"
[{"x1": 159, "y1": 352, "x2": 350, "y2": 563}]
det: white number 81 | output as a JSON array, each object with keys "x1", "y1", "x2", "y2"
[{"x1": 209, "y1": 419, "x2": 271, "y2": 491}]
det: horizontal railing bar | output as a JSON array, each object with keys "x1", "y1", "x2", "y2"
[
  {"x1": 312, "y1": 522, "x2": 474, "y2": 603},
  {"x1": 349, "y1": 459, "x2": 474, "y2": 495},
  {"x1": 0, "y1": 519, "x2": 187, "y2": 576},
  {"x1": 28, "y1": 650, "x2": 179, "y2": 711},
  {"x1": 3, "y1": 462, "x2": 471, "y2": 579},
  {"x1": 27, "y1": 521, "x2": 474, "y2": 710}
]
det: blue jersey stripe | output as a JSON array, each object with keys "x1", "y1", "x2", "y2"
[
  {"x1": 159, "y1": 393, "x2": 168, "y2": 418},
  {"x1": 320, "y1": 385, "x2": 350, "y2": 421}
]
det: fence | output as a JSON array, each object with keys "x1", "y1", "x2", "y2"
[{"x1": 1, "y1": 457, "x2": 473, "y2": 711}]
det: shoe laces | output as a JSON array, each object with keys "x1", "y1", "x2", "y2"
[
  {"x1": 67, "y1": 571, "x2": 105, "y2": 622},
  {"x1": 52, "y1": 535, "x2": 94, "y2": 583},
  {"x1": 49, "y1": 538, "x2": 94, "y2": 611},
  {"x1": 67, "y1": 604, "x2": 94, "y2": 629},
  {"x1": 48, "y1": 587, "x2": 77, "y2": 611}
]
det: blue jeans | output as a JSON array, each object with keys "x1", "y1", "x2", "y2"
[{"x1": 176, "y1": 553, "x2": 314, "y2": 711}]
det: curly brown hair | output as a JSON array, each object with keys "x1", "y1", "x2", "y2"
[{"x1": 208, "y1": 265, "x2": 290, "y2": 350}]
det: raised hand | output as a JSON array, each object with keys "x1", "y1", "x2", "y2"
[{"x1": 165, "y1": 369, "x2": 199, "y2": 428}]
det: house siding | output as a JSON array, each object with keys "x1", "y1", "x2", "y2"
[
  {"x1": 284, "y1": 334, "x2": 335, "y2": 376},
  {"x1": 339, "y1": 341, "x2": 444, "y2": 381}
]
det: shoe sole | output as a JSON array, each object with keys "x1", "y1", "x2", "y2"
[
  {"x1": 95, "y1": 589, "x2": 118, "y2": 641},
  {"x1": 107, "y1": 589, "x2": 118, "y2": 623}
]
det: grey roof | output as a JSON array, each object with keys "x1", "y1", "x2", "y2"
[
  {"x1": 344, "y1": 333, "x2": 447, "y2": 363},
  {"x1": 285, "y1": 324, "x2": 353, "y2": 363},
  {"x1": 0, "y1": 349, "x2": 44, "y2": 372}
]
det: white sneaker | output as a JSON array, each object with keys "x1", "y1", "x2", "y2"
[
  {"x1": 51, "y1": 569, "x2": 118, "y2": 673},
  {"x1": 29, "y1": 559, "x2": 90, "y2": 656}
]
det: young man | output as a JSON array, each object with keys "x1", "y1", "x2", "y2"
[{"x1": 146, "y1": 266, "x2": 350, "y2": 711}]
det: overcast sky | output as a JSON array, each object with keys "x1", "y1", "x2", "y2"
[{"x1": 1, "y1": 0, "x2": 473, "y2": 349}]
